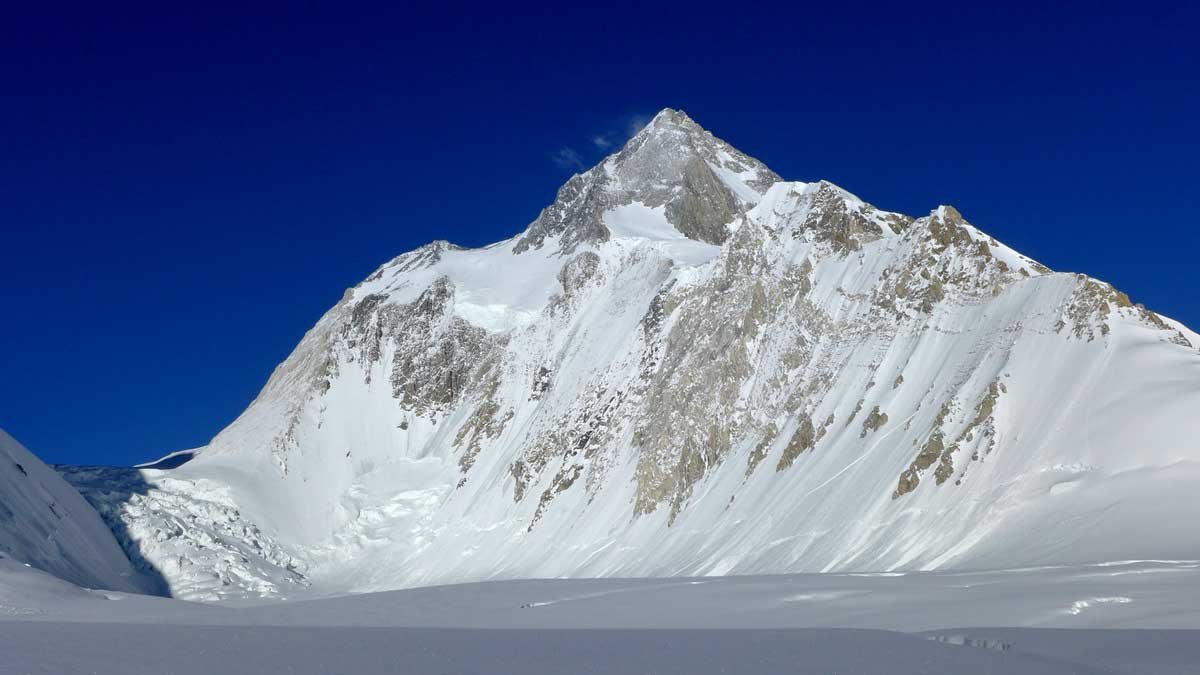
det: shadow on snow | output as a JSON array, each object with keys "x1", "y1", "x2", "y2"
[{"x1": 53, "y1": 463, "x2": 173, "y2": 597}]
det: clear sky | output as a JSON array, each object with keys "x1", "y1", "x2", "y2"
[{"x1": 2, "y1": 3, "x2": 1197, "y2": 466}]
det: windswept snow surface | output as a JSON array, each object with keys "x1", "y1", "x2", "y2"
[
  {"x1": 0, "y1": 624, "x2": 1117, "y2": 675},
  {"x1": 2, "y1": 562, "x2": 1200, "y2": 674}
]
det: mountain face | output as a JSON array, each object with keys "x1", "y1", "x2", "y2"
[
  {"x1": 61, "y1": 109, "x2": 1200, "y2": 600},
  {"x1": 0, "y1": 429, "x2": 151, "y2": 593}
]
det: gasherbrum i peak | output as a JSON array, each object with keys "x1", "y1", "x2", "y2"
[{"x1": 55, "y1": 109, "x2": 1200, "y2": 601}]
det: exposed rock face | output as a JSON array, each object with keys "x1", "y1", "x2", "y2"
[{"x1": 62, "y1": 109, "x2": 1200, "y2": 600}]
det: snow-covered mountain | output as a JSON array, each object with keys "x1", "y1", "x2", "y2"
[
  {"x1": 0, "y1": 428, "x2": 152, "y2": 593},
  {"x1": 60, "y1": 109, "x2": 1200, "y2": 600}
]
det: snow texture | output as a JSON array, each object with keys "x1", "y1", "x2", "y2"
[{"x1": 2, "y1": 560, "x2": 1200, "y2": 673}]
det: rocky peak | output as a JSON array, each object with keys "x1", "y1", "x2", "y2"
[
  {"x1": 616, "y1": 108, "x2": 708, "y2": 159},
  {"x1": 514, "y1": 108, "x2": 781, "y2": 254},
  {"x1": 637, "y1": 107, "x2": 704, "y2": 135}
]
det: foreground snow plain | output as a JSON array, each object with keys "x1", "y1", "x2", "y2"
[{"x1": 3, "y1": 556, "x2": 1199, "y2": 674}]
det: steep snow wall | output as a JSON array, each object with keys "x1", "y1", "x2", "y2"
[{"x1": 0, "y1": 428, "x2": 151, "y2": 593}]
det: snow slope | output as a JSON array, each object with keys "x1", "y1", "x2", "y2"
[
  {"x1": 59, "y1": 108, "x2": 1200, "y2": 601},
  {"x1": 0, "y1": 429, "x2": 150, "y2": 593}
]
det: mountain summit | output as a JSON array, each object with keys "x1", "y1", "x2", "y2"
[
  {"x1": 515, "y1": 108, "x2": 780, "y2": 253},
  {"x1": 60, "y1": 110, "x2": 1200, "y2": 600}
]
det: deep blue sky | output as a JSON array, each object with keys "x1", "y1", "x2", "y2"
[{"x1": 2, "y1": 3, "x2": 1197, "y2": 466}]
